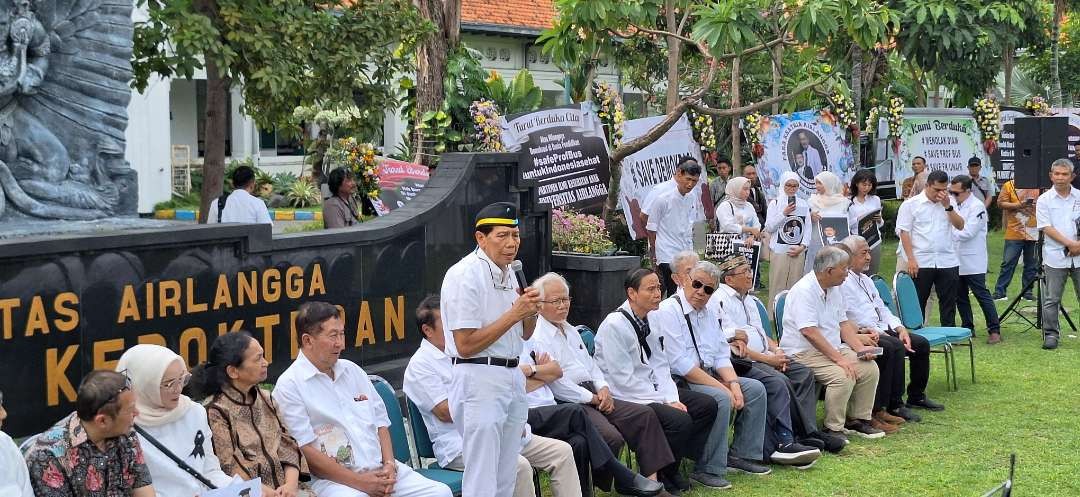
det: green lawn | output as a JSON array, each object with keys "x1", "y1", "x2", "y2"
[{"x1": 609, "y1": 229, "x2": 1080, "y2": 496}]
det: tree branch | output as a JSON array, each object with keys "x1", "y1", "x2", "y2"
[
  {"x1": 690, "y1": 75, "x2": 829, "y2": 117},
  {"x1": 717, "y1": 37, "x2": 794, "y2": 61}
]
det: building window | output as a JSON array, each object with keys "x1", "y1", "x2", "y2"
[
  {"x1": 259, "y1": 127, "x2": 305, "y2": 156},
  {"x1": 195, "y1": 80, "x2": 232, "y2": 158}
]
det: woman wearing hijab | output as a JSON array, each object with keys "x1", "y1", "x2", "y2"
[
  {"x1": 189, "y1": 332, "x2": 304, "y2": 497},
  {"x1": 764, "y1": 171, "x2": 813, "y2": 312},
  {"x1": 117, "y1": 345, "x2": 234, "y2": 497},
  {"x1": 804, "y1": 171, "x2": 854, "y2": 273},
  {"x1": 715, "y1": 176, "x2": 763, "y2": 247}
]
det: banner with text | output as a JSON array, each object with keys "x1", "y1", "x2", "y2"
[
  {"x1": 372, "y1": 158, "x2": 430, "y2": 216},
  {"x1": 894, "y1": 113, "x2": 991, "y2": 187},
  {"x1": 991, "y1": 108, "x2": 1030, "y2": 184},
  {"x1": 618, "y1": 115, "x2": 706, "y2": 240},
  {"x1": 748, "y1": 109, "x2": 856, "y2": 200},
  {"x1": 501, "y1": 104, "x2": 611, "y2": 214}
]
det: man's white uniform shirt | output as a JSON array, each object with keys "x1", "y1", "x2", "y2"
[
  {"x1": 840, "y1": 271, "x2": 902, "y2": 334},
  {"x1": 644, "y1": 180, "x2": 705, "y2": 264},
  {"x1": 1036, "y1": 187, "x2": 1080, "y2": 269},
  {"x1": 651, "y1": 289, "x2": 732, "y2": 374},
  {"x1": 595, "y1": 301, "x2": 680, "y2": 404},
  {"x1": 441, "y1": 248, "x2": 522, "y2": 359},
  {"x1": 220, "y1": 188, "x2": 272, "y2": 224},
  {"x1": 953, "y1": 194, "x2": 990, "y2": 276},
  {"x1": 709, "y1": 284, "x2": 772, "y2": 355},
  {"x1": 779, "y1": 272, "x2": 849, "y2": 356},
  {"x1": 402, "y1": 340, "x2": 464, "y2": 468},
  {"x1": 896, "y1": 192, "x2": 960, "y2": 268},
  {"x1": 529, "y1": 316, "x2": 608, "y2": 404}
]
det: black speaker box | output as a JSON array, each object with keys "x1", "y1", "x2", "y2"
[{"x1": 1014, "y1": 116, "x2": 1069, "y2": 190}]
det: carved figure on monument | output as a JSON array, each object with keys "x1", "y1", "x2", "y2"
[{"x1": 0, "y1": 0, "x2": 136, "y2": 220}]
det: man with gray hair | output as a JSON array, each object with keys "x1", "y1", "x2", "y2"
[
  {"x1": 650, "y1": 260, "x2": 773, "y2": 489},
  {"x1": 1036, "y1": 158, "x2": 1080, "y2": 350},
  {"x1": 780, "y1": 247, "x2": 883, "y2": 441},
  {"x1": 643, "y1": 157, "x2": 707, "y2": 296}
]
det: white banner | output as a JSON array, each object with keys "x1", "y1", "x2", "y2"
[
  {"x1": 618, "y1": 115, "x2": 707, "y2": 240},
  {"x1": 893, "y1": 109, "x2": 992, "y2": 188}
]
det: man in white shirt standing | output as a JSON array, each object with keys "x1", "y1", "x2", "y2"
[
  {"x1": 403, "y1": 296, "x2": 581, "y2": 497},
  {"x1": 595, "y1": 268, "x2": 718, "y2": 495},
  {"x1": 218, "y1": 166, "x2": 273, "y2": 224},
  {"x1": 1036, "y1": 159, "x2": 1080, "y2": 350},
  {"x1": 949, "y1": 175, "x2": 1002, "y2": 343},
  {"x1": 273, "y1": 301, "x2": 452, "y2": 497},
  {"x1": 897, "y1": 169, "x2": 965, "y2": 327},
  {"x1": 439, "y1": 202, "x2": 542, "y2": 497},
  {"x1": 643, "y1": 158, "x2": 705, "y2": 297},
  {"x1": 780, "y1": 247, "x2": 883, "y2": 441}
]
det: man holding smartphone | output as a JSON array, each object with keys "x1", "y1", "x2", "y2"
[{"x1": 992, "y1": 179, "x2": 1040, "y2": 303}]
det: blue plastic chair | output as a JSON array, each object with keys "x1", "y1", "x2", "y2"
[
  {"x1": 406, "y1": 398, "x2": 440, "y2": 464},
  {"x1": 772, "y1": 291, "x2": 788, "y2": 341},
  {"x1": 892, "y1": 272, "x2": 976, "y2": 391},
  {"x1": 577, "y1": 325, "x2": 596, "y2": 356},
  {"x1": 871, "y1": 275, "x2": 899, "y2": 316},
  {"x1": 752, "y1": 296, "x2": 776, "y2": 341},
  {"x1": 371, "y1": 377, "x2": 463, "y2": 495}
]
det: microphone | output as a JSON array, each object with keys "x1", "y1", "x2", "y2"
[{"x1": 511, "y1": 260, "x2": 528, "y2": 293}]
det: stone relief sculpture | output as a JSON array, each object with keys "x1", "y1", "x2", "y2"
[{"x1": 0, "y1": 0, "x2": 136, "y2": 220}]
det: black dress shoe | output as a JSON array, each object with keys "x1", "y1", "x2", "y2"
[
  {"x1": 658, "y1": 476, "x2": 682, "y2": 496},
  {"x1": 1044, "y1": 334, "x2": 1060, "y2": 350},
  {"x1": 888, "y1": 406, "x2": 922, "y2": 422},
  {"x1": 614, "y1": 474, "x2": 664, "y2": 497},
  {"x1": 907, "y1": 397, "x2": 945, "y2": 411},
  {"x1": 667, "y1": 471, "x2": 691, "y2": 491}
]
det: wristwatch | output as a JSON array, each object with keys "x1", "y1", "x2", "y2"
[
  {"x1": 944, "y1": 205, "x2": 954, "y2": 212},
  {"x1": 527, "y1": 365, "x2": 537, "y2": 377},
  {"x1": 727, "y1": 380, "x2": 740, "y2": 387}
]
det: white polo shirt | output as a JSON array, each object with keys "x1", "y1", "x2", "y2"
[
  {"x1": 644, "y1": 180, "x2": 704, "y2": 264},
  {"x1": 840, "y1": 271, "x2": 902, "y2": 333},
  {"x1": 709, "y1": 284, "x2": 772, "y2": 355},
  {"x1": 529, "y1": 317, "x2": 608, "y2": 404},
  {"x1": 402, "y1": 340, "x2": 462, "y2": 468},
  {"x1": 1036, "y1": 187, "x2": 1080, "y2": 269},
  {"x1": 764, "y1": 197, "x2": 812, "y2": 253},
  {"x1": 953, "y1": 194, "x2": 990, "y2": 275},
  {"x1": 896, "y1": 191, "x2": 960, "y2": 268},
  {"x1": 651, "y1": 290, "x2": 732, "y2": 374},
  {"x1": 594, "y1": 301, "x2": 680, "y2": 404},
  {"x1": 779, "y1": 272, "x2": 850, "y2": 356},
  {"x1": 441, "y1": 247, "x2": 522, "y2": 359},
  {"x1": 519, "y1": 341, "x2": 558, "y2": 409},
  {"x1": 219, "y1": 189, "x2": 272, "y2": 224},
  {"x1": 272, "y1": 352, "x2": 389, "y2": 474}
]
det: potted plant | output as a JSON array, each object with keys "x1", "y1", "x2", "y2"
[{"x1": 549, "y1": 208, "x2": 642, "y2": 329}]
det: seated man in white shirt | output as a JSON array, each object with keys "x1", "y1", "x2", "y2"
[
  {"x1": 709, "y1": 255, "x2": 844, "y2": 455},
  {"x1": 402, "y1": 296, "x2": 581, "y2": 497},
  {"x1": 529, "y1": 273, "x2": 677, "y2": 484},
  {"x1": 217, "y1": 165, "x2": 273, "y2": 224},
  {"x1": 518, "y1": 342, "x2": 664, "y2": 497},
  {"x1": 837, "y1": 236, "x2": 942, "y2": 430},
  {"x1": 273, "y1": 301, "x2": 452, "y2": 497},
  {"x1": 0, "y1": 390, "x2": 34, "y2": 497},
  {"x1": 595, "y1": 268, "x2": 718, "y2": 495},
  {"x1": 780, "y1": 247, "x2": 883, "y2": 442}
]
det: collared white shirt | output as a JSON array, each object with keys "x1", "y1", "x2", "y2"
[
  {"x1": 896, "y1": 191, "x2": 960, "y2": 268},
  {"x1": 529, "y1": 316, "x2": 607, "y2": 404},
  {"x1": 779, "y1": 272, "x2": 849, "y2": 356},
  {"x1": 970, "y1": 175, "x2": 997, "y2": 204},
  {"x1": 1036, "y1": 187, "x2": 1080, "y2": 269},
  {"x1": 644, "y1": 179, "x2": 705, "y2": 264},
  {"x1": 652, "y1": 290, "x2": 732, "y2": 374},
  {"x1": 594, "y1": 301, "x2": 680, "y2": 404},
  {"x1": 519, "y1": 341, "x2": 558, "y2": 409},
  {"x1": 840, "y1": 271, "x2": 902, "y2": 333},
  {"x1": 708, "y1": 284, "x2": 772, "y2": 355},
  {"x1": 953, "y1": 194, "x2": 990, "y2": 275},
  {"x1": 715, "y1": 199, "x2": 760, "y2": 239},
  {"x1": 219, "y1": 189, "x2": 272, "y2": 224},
  {"x1": 402, "y1": 340, "x2": 462, "y2": 468},
  {"x1": 764, "y1": 197, "x2": 812, "y2": 253},
  {"x1": 441, "y1": 247, "x2": 522, "y2": 359},
  {"x1": 272, "y1": 351, "x2": 389, "y2": 473},
  {"x1": 0, "y1": 432, "x2": 33, "y2": 497},
  {"x1": 848, "y1": 195, "x2": 884, "y2": 236}
]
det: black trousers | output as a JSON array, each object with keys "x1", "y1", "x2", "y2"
[
  {"x1": 579, "y1": 400, "x2": 675, "y2": 476},
  {"x1": 915, "y1": 267, "x2": 960, "y2": 326},
  {"x1": 657, "y1": 263, "x2": 678, "y2": 297},
  {"x1": 957, "y1": 273, "x2": 1002, "y2": 334},
  {"x1": 528, "y1": 403, "x2": 621, "y2": 492},
  {"x1": 647, "y1": 389, "x2": 717, "y2": 478},
  {"x1": 873, "y1": 332, "x2": 931, "y2": 410},
  {"x1": 744, "y1": 361, "x2": 818, "y2": 439}
]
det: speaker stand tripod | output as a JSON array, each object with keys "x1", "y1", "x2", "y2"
[{"x1": 999, "y1": 231, "x2": 1077, "y2": 332}]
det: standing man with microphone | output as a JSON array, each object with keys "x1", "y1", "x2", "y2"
[{"x1": 441, "y1": 202, "x2": 542, "y2": 496}]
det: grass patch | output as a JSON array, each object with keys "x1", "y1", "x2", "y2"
[{"x1": 282, "y1": 221, "x2": 325, "y2": 233}]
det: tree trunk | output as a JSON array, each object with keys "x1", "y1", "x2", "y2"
[
  {"x1": 771, "y1": 44, "x2": 782, "y2": 115},
  {"x1": 194, "y1": 0, "x2": 228, "y2": 224},
  {"x1": 412, "y1": 0, "x2": 459, "y2": 165},
  {"x1": 1052, "y1": 0, "x2": 1064, "y2": 107},
  {"x1": 664, "y1": 0, "x2": 681, "y2": 113},
  {"x1": 1003, "y1": 44, "x2": 1015, "y2": 105},
  {"x1": 851, "y1": 45, "x2": 863, "y2": 165},
  {"x1": 730, "y1": 56, "x2": 742, "y2": 171}
]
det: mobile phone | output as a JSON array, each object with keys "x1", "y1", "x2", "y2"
[
  {"x1": 787, "y1": 195, "x2": 796, "y2": 206},
  {"x1": 1025, "y1": 198, "x2": 1035, "y2": 205},
  {"x1": 857, "y1": 347, "x2": 884, "y2": 359}
]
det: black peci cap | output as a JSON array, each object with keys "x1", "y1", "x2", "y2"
[
  {"x1": 475, "y1": 202, "x2": 519, "y2": 229},
  {"x1": 968, "y1": 156, "x2": 982, "y2": 166}
]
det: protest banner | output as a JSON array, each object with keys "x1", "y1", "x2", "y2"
[
  {"x1": 892, "y1": 109, "x2": 992, "y2": 192},
  {"x1": 705, "y1": 233, "x2": 762, "y2": 282},
  {"x1": 371, "y1": 158, "x2": 430, "y2": 216},
  {"x1": 746, "y1": 109, "x2": 857, "y2": 200},
  {"x1": 618, "y1": 115, "x2": 708, "y2": 239},
  {"x1": 991, "y1": 108, "x2": 1030, "y2": 184},
  {"x1": 500, "y1": 104, "x2": 611, "y2": 214}
]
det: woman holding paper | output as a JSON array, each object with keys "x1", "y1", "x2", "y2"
[
  {"x1": 116, "y1": 345, "x2": 236, "y2": 497},
  {"x1": 848, "y1": 170, "x2": 885, "y2": 275},
  {"x1": 804, "y1": 171, "x2": 854, "y2": 273},
  {"x1": 764, "y1": 171, "x2": 813, "y2": 315},
  {"x1": 715, "y1": 176, "x2": 764, "y2": 247}
]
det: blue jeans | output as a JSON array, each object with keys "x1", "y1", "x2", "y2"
[
  {"x1": 688, "y1": 377, "x2": 767, "y2": 474},
  {"x1": 993, "y1": 240, "x2": 1037, "y2": 297}
]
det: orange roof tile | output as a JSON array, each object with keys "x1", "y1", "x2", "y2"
[{"x1": 461, "y1": 0, "x2": 555, "y2": 30}]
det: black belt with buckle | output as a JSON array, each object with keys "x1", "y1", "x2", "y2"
[{"x1": 452, "y1": 356, "x2": 520, "y2": 368}]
